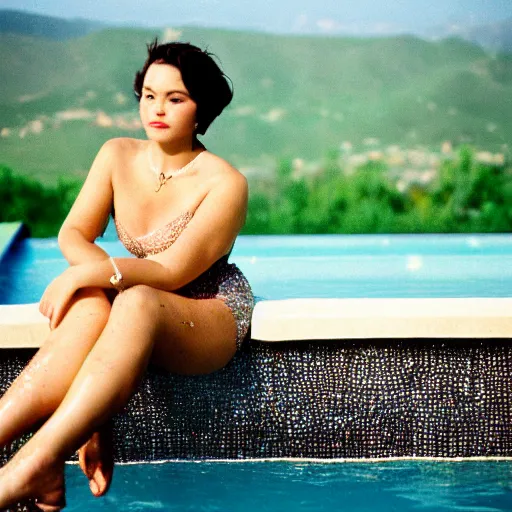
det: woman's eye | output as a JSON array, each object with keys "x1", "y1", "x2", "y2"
[
  {"x1": 144, "y1": 94, "x2": 154, "y2": 99},
  {"x1": 170, "y1": 97, "x2": 182, "y2": 103}
]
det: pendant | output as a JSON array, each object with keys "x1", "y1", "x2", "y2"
[{"x1": 155, "y1": 172, "x2": 171, "y2": 192}]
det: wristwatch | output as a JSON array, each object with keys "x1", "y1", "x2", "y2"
[{"x1": 109, "y1": 257, "x2": 124, "y2": 292}]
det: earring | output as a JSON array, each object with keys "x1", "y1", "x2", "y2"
[{"x1": 194, "y1": 122, "x2": 198, "y2": 130}]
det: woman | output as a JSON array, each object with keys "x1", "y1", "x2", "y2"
[{"x1": 0, "y1": 39, "x2": 254, "y2": 510}]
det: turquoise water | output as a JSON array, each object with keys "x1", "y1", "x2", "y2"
[
  {"x1": 2, "y1": 232, "x2": 512, "y2": 510},
  {"x1": 1, "y1": 232, "x2": 512, "y2": 303},
  {"x1": 64, "y1": 460, "x2": 512, "y2": 511}
]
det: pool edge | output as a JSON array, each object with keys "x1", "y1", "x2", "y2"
[{"x1": 1, "y1": 298, "x2": 512, "y2": 349}]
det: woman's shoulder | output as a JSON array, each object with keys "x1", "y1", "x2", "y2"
[
  {"x1": 99, "y1": 137, "x2": 145, "y2": 158},
  {"x1": 202, "y1": 152, "x2": 247, "y2": 190},
  {"x1": 96, "y1": 138, "x2": 147, "y2": 182}
]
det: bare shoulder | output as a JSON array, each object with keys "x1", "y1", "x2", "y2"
[
  {"x1": 99, "y1": 137, "x2": 144, "y2": 159},
  {"x1": 97, "y1": 138, "x2": 147, "y2": 183},
  {"x1": 202, "y1": 152, "x2": 248, "y2": 195}
]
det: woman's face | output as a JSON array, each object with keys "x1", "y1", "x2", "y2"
[{"x1": 139, "y1": 63, "x2": 198, "y2": 146}]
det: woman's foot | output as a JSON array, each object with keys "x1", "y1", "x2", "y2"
[
  {"x1": 77, "y1": 422, "x2": 114, "y2": 497},
  {"x1": 0, "y1": 450, "x2": 66, "y2": 511}
]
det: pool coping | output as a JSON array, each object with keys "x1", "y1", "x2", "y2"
[
  {"x1": 251, "y1": 297, "x2": 512, "y2": 341},
  {"x1": 1, "y1": 225, "x2": 511, "y2": 347},
  {"x1": 1, "y1": 297, "x2": 511, "y2": 348},
  {"x1": 96, "y1": 456, "x2": 512, "y2": 464}
]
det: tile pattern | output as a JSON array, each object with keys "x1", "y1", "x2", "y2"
[{"x1": 1, "y1": 339, "x2": 511, "y2": 464}]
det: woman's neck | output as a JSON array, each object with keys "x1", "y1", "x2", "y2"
[{"x1": 148, "y1": 138, "x2": 204, "y2": 171}]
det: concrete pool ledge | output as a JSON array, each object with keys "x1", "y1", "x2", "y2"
[
  {"x1": 0, "y1": 304, "x2": 50, "y2": 348},
  {"x1": 252, "y1": 297, "x2": 512, "y2": 341},
  {"x1": 1, "y1": 297, "x2": 511, "y2": 348}
]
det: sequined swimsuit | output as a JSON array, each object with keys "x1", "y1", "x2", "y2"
[{"x1": 114, "y1": 211, "x2": 254, "y2": 349}]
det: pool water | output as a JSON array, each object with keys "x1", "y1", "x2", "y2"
[
  {"x1": 64, "y1": 460, "x2": 512, "y2": 511},
  {"x1": 1, "y1": 232, "x2": 512, "y2": 303},
  {"x1": 2, "y1": 231, "x2": 512, "y2": 510}
]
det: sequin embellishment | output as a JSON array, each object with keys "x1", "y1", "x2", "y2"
[
  {"x1": 115, "y1": 211, "x2": 194, "y2": 258},
  {"x1": 177, "y1": 256, "x2": 254, "y2": 349},
  {"x1": 3, "y1": 339, "x2": 511, "y2": 462},
  {"x1": 114, "y1": 211, "x2": 254, "y2": 349}
]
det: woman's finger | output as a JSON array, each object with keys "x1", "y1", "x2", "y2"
[
  {"x1": 50, "y1": 292, "x2": 72, "y2": 330},
  {"x1": 40, "y1": 287, "x2": 53, "y2": 315},
  {"x1": 41, "y1": 299, "x2": 50, "y2": 319},
  {"x1": 47, "y1": 304, "x2": 54, "y2": 326},
  {"x1": 50, "y1": 313, "x2": 57, "y2": 330}
]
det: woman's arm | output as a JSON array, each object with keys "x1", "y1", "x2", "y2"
[
  {"x1": 77, "y1": 170, "x2": 248, "y2": 291},
  {"x1": 41, "y1": 169, "x2": 248, "y2": 328},
  {"x1": 58, "y1": 139, "x2": 117, "y2": 265},
  {"x1": 58, "y1": 228, "x2": 110, "y2": 265}
]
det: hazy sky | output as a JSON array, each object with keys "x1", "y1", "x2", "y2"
[{"x1": 1, "y1": 0, "x2": 511, "y2": 34}]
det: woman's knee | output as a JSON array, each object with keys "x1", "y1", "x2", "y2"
[
  {"x1": 66, "y1": 287, "x2": 111, "y2": 322},
  {"x1": 111, "y1": 285, "x2": 166, "y2": 317},
  {"x1": 42, "y1": 288, "x2": 111, "y2": 347}
]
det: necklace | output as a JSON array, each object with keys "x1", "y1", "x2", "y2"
[{"x1": 148, "y1": 146, "x2": 205, "y2": 192}]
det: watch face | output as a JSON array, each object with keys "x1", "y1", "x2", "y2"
[{"x1": 110, "y1": 273, "x2": 124, "y2": 291}]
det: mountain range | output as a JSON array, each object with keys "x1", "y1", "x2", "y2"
[
  {"x1": 0, "y1": 9, "x2": 105, "y2": 40},
  {"x1": 0, "y1": 10, "x2": 511, "y2": 183},
  {"x1": 2, "y1": 8, "x2": 512, "y2": 53},
  {"x1": 428, "y1": 17, "x2": 512, "y2": 55}
]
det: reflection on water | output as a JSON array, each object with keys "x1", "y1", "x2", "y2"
[
  {"x1": 64, "y1": 461, "x2": 512, "y2": 511},
  {"x1": 2, "y1": 234, "x2": 512, "y2": 304}
]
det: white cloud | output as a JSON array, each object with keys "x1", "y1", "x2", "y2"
[
  {"x1": 316, "y1": 18, "x2": 341, "y2": 33},
  {"x1": 162, "y1": 28, "x2": 183, "y2": 42},
  {"x1": 315, "y1": 19, "x2": 405, "y2": 36}
]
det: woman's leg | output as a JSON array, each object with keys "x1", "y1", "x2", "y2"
[
  {"x1": 0, "y1": 288, "x2": 111, "y2": 448},
  {"x1": 0, "y1": 285, "x2": 237, "y2": 509}
]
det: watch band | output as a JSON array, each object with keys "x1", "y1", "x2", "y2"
[{"x1": 109, "y1": 257, "x2": 124, "y2": 292}]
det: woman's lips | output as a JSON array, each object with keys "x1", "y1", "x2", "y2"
[{"x1": 149, "y1": 122, "x2": 169, "y2": 128}]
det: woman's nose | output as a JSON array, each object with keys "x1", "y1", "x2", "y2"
[{"x1": 154, "y1": 102, "x2": 165, "y2": 115}]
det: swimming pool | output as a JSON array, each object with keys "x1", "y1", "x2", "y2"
[
  {"x1": 2, "y1": 231, "x2": 512, "y2": 303},
  {"x1": 1, "y1": 230, "x2": 512, "y2": 511},
  {"x1": 62, "y1": 460, "x2": 512, "y2": 511}
]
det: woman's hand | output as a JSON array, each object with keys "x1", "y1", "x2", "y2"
[{"x1": 39, "y1": 266, "x2": 83, "y2": 330}]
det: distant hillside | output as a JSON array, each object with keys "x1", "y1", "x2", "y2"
[
  {"x1": 429, "y1": 18, "x2": 512, "y2": 55},
  {"x1": 464, "y1": 18, "x2": 512, "y2": 55},
  {"x1": 0, "y1": 18, "x2": 511, "y2": 183},
  {"x1": 0, "y1": 9, "x2": 106, "y2": 40}
]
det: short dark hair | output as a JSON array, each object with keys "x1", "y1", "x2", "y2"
[{"x1": 134, "y1": 38, "x2": 233, "y2": 135}]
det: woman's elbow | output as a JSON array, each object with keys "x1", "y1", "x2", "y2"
[
  {"x1": 57, "y1": 225, "x2": 86, "y2": 253},
  {"x1": 57, "y1": 225, "x2": 70, "y2": 251}
]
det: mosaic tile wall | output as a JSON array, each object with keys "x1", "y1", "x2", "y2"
[{"x1": 1, "y1": 338, "x2": 511, "y2": 462}]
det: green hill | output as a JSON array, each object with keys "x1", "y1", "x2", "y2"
[
  {"x1": 454, "y1": 18, "x2": 512, "y2": 55},
  {"x1": 0, "y1": 9, "x2": 106, "y2": 40},
  {"x1": 0, "y1": 20, "x2": 511, "y2": 183}
]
